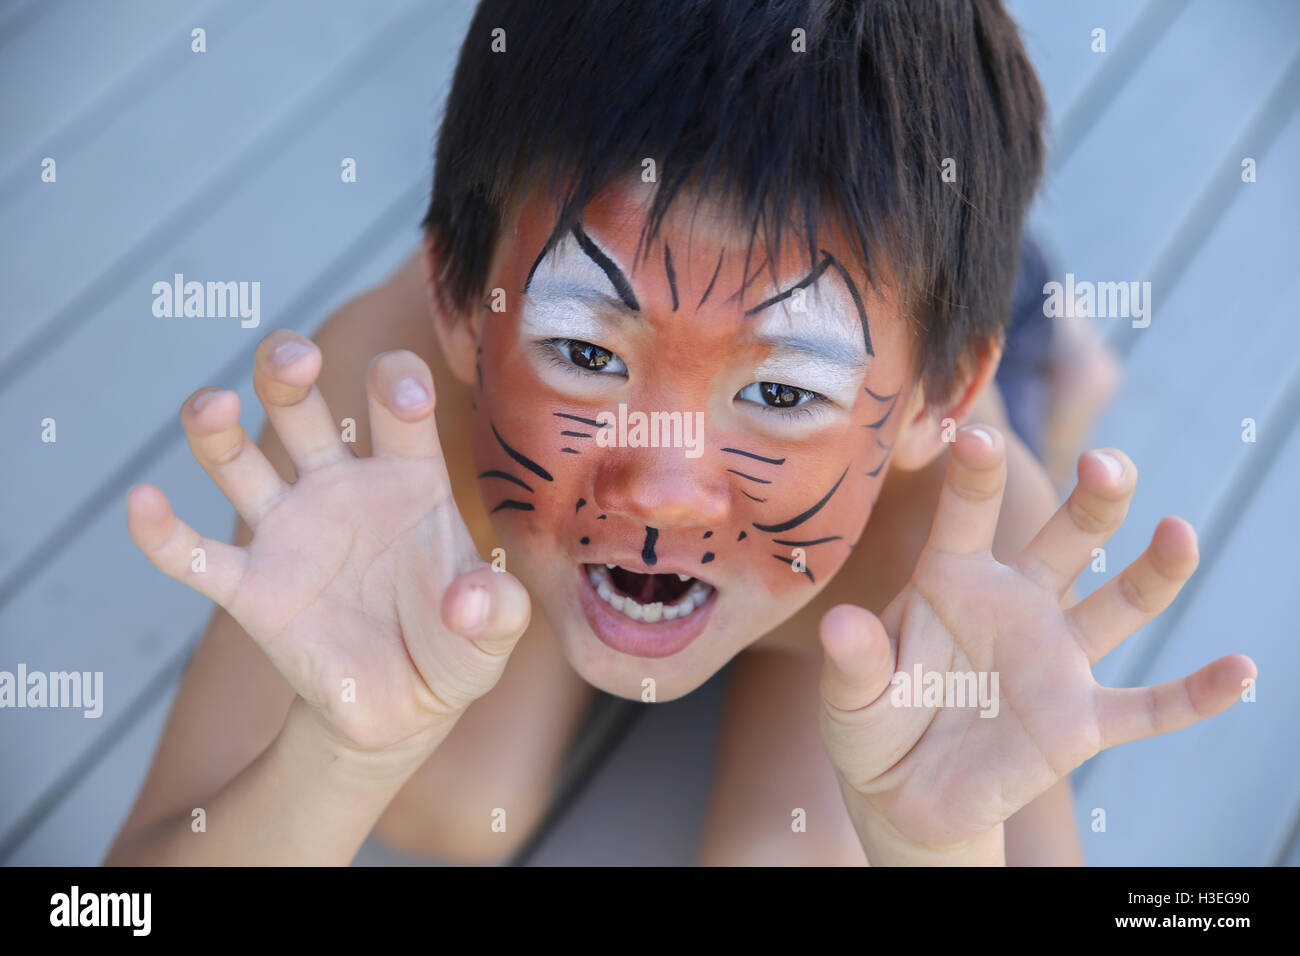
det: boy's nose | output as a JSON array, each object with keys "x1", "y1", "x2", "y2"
[{"x1": 592, "y1": 453, "x2": 731, "y2": 530}]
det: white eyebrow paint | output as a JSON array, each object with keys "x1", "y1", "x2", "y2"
[
  {"x1": 518, "y1": 292, "x2": 611, "y2": 342},
  {"x1": 525, "y1": 230, "x2": 630, "y2": 304},
  {"x1": 749, "y1": 282, "x2": 868, "y2": 404}
]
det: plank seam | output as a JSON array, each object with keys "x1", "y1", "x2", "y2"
[
  {"x1": 1108, "y1": 47, "x2": 1300, "y2": 359},
  {"x1": 0, "y1": 0, "x2": 254, "y2": 208},
  {"x1": 0, "y1": 174, "x2": 426, "y2": 615},
  {"x1": 0, "y1": 0, "x2": 430, "y2": 391}
]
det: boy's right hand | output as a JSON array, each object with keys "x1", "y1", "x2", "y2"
[{"x1": 127, "y1": 330, "x2": 529, "y2": 766}]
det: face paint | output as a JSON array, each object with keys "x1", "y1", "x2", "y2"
[{"x1": 467, "y1": 175, "x2": 917, "y2": 698}]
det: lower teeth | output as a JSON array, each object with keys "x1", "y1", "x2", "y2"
[{"x1": 587, "y1": 565, "x2": 712, "y2": 623}]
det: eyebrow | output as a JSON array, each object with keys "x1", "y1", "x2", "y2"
[
  {"x1": 755, "y1": 333, "x2": 867, "y2": 370},
  {"x1": 524, "y1": 227, "x2": 872, "y2": 363},
  {"x1": 744, "y1": 251, "x2": 874, "y2": 357}
]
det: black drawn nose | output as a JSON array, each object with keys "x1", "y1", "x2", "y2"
[{"x1": 641, "y1": 526, "x2": 659, "y2": 566}]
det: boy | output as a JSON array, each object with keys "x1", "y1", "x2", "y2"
[{"x1": 107, "y1": 0, "x2": 1254, "y2": 866}]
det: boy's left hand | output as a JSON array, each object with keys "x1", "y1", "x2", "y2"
[{"x1": 818, "y1": 425, "x2": 1256, "y2": 865}]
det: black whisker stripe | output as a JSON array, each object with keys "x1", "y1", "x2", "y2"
[
  {"x1": 561, "y1": 447, "x2": 580, "y2": 454},
  {"x1": 722, "y1": 447, "x2": 785, "y2": 465},
  {"x1": 491, "y1": 500, "x2": 534, "y2": 514},
  {"x1": 772, "y1": 554, "x2": 816, "y2": 584},
  {"x1": 561, "y1": 430, "x2": 593, "y2": 438},
  {"x1": 864, "y1": 460, "x2": 887, "y2": 478},
  {"x1": 864, "y1": 385, "x2": 900, "y2": 402},
  {"x1": 740, "y1": 490, "x2": 768, "y2": 503},
  {"x1": 697, "y1": 249, "x2": 725, "y2": 308},
  {"x1": 491, "y1": 423, "x2": 554, "y2": 481},
  {"x1": 772, "y1": 536, "x2": 842, "y2": 547},
  {"x1": 554, "y1": 412, "x2": 611, "y2": 429},
  {"x1": 477, "y1": 470, "x2": 534, "y2": 493},
  {"x1": 753, "y1": 467, "x2": 848, "y2": 533},
  {"x1": 576, "y1": 498, "x2": 587, "y2": 513},
  {"x1": 744, "y1": 254, "x2": 832, "y2": 316},
  {"x1": 572, "y1": 224, "x2": 640, "y2": 311},
  {"x1": 727, "y1": 469, "x2": 772, "y2": 485},
  {"x1": 664, "y1": 242, "x2": 678, "y2": 311},
  {"x1": 862, "y1": 399, "x2": 896, "y2": 429},
  {"x1": 476, "y1": 362, "x2": 483, "y2": 391},
  {"x1": 702, "y1": 530, "x2": 713, "y2": 539}
]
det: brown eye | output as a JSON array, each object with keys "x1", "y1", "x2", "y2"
[
  {"x1": 759, "y1": 381, "x2": 801, "y2": 407},
  {"x1": 567, "y1": 340, "x2": 614, "y2": 371}
]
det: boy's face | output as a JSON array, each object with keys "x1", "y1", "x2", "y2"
[{"x1": 465, "y1": 177, "x2": 919, "y2": 700}]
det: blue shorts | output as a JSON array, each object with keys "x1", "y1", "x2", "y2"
[{"x1": 995, "y1": 234, "x2": 1054, "y2": 459}]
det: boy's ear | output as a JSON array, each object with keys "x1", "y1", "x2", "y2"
[
  {"x1": 422, "y1": 235, "x2": 479, "y2": 387},
  {"x1": 887, "y1": 338, "x2": 1003, "y2": 471}
]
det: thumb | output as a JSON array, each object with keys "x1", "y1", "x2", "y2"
[
  {"x1": 442, "y1": 565, "x2": 532, "y2": 655},
  {"x1": 819, "y1": 603, "x2": 894, "y2": 715}
]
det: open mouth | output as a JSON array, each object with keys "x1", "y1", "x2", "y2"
[{"x1": 584, "y1": 564, "x2": 715, "y2": 622}]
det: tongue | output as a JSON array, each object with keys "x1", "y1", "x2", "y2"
[{"x1": 609, "y1": 567, "x2": 692, "y2": 604}]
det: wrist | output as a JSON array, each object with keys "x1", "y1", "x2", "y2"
[
  {"x1": 842, "y1": 790, "x2": 1006, "y2": 866},
  {"x1": 279, "y1": 697, "x2": 446, "y2": 793}
]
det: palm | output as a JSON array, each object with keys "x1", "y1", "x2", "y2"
[
  {"x1": 820, "y1": 427, "x2": 1256, "y2": 854},
  {"x1": 227, "y1": 454, "x2": 469, "y2": 750},
  {"x1": 128, "y1": 334, "x2": 531, "y2": 757}
]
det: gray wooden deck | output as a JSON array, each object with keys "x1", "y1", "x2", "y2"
[{"x1": 0, "y1": 0, "x2": 1296, "y2": 866}]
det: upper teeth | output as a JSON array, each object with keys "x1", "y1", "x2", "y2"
[{"x1": 587, "y1": 564, "x2": 713, "y2": 623}]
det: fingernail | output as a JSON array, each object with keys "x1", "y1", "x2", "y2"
[
  {"x1": 964, "y1": 425, "x2": 993, "y2": 446},
  {"x1": 191, "y1": 390, "x2": 220, "y2": 413},
  {"x1": 461, "y1": 585, "x2": 489, "y2": 631},
  {"x1": 1095, "y1": 450, "x2": 1124, "y2": 480},
  {"x1": 272, "y1": 339, "x2": 310, "y2": 368},
  {"x1": 392, "y1": 376, "x2": 429, "y2": 410}
]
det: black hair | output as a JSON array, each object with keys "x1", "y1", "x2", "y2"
[{"x1": 422, "y1": 0, "x2": 1046, "y2": 404}]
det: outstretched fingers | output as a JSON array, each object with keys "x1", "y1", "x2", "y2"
[
  {"x1": 182, "y1": 388, "x2": 290, "y2": 526},
  {"x1": 366, "y1": 350, "x2": 447, "y2": 463},
  {"x1": 1014, "y1": 449, "x2": 1136, "y2": 597},
  {"x1": 925, "y1": 425, "x2": 1007, "y2": 556},
  {"x1": 1068, "y1": 516, "x2": 1199, "y2": 664},
  {"x1": 126, "y1": 484, "x2": 246, "y2": 607},
  {"x1": 1098, "y1": 653, "x2": 1257, "y2": 751},
  {"x1": 253, "y1": 331, "x2": 351, "y2": 475}
]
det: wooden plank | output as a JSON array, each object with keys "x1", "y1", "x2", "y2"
[
  {"x1": 0, "y1": 0, "x2": 216, "y2": 184},
  {"x1": 0, "y1": 0, "x2": 418, "y2": 361},
  {"x1": 1074, "y1": 423, "x2": 1300, "y2": 865},
  {"x1": 1036, "y1": 0, "x2": 1299, "y2": 283},
  {"x1": 1005, "y1": 0, "x2": 1156, "y2": 125},
  {"x1": 0, "y1": 219, "x2": 422, "y2": 855},
  {"x1": 1076, "y1": 105, "x2": 1300, "y2": 689},
  {"x1": 0, "y1": 2, "x2": 474, "y2": 594},
  {"x1": 523, "y1": 674, "x2": 728, "y2": 865},
  {"x1": 6, "y1": 669, "x2": 181, "y2": 865}
]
